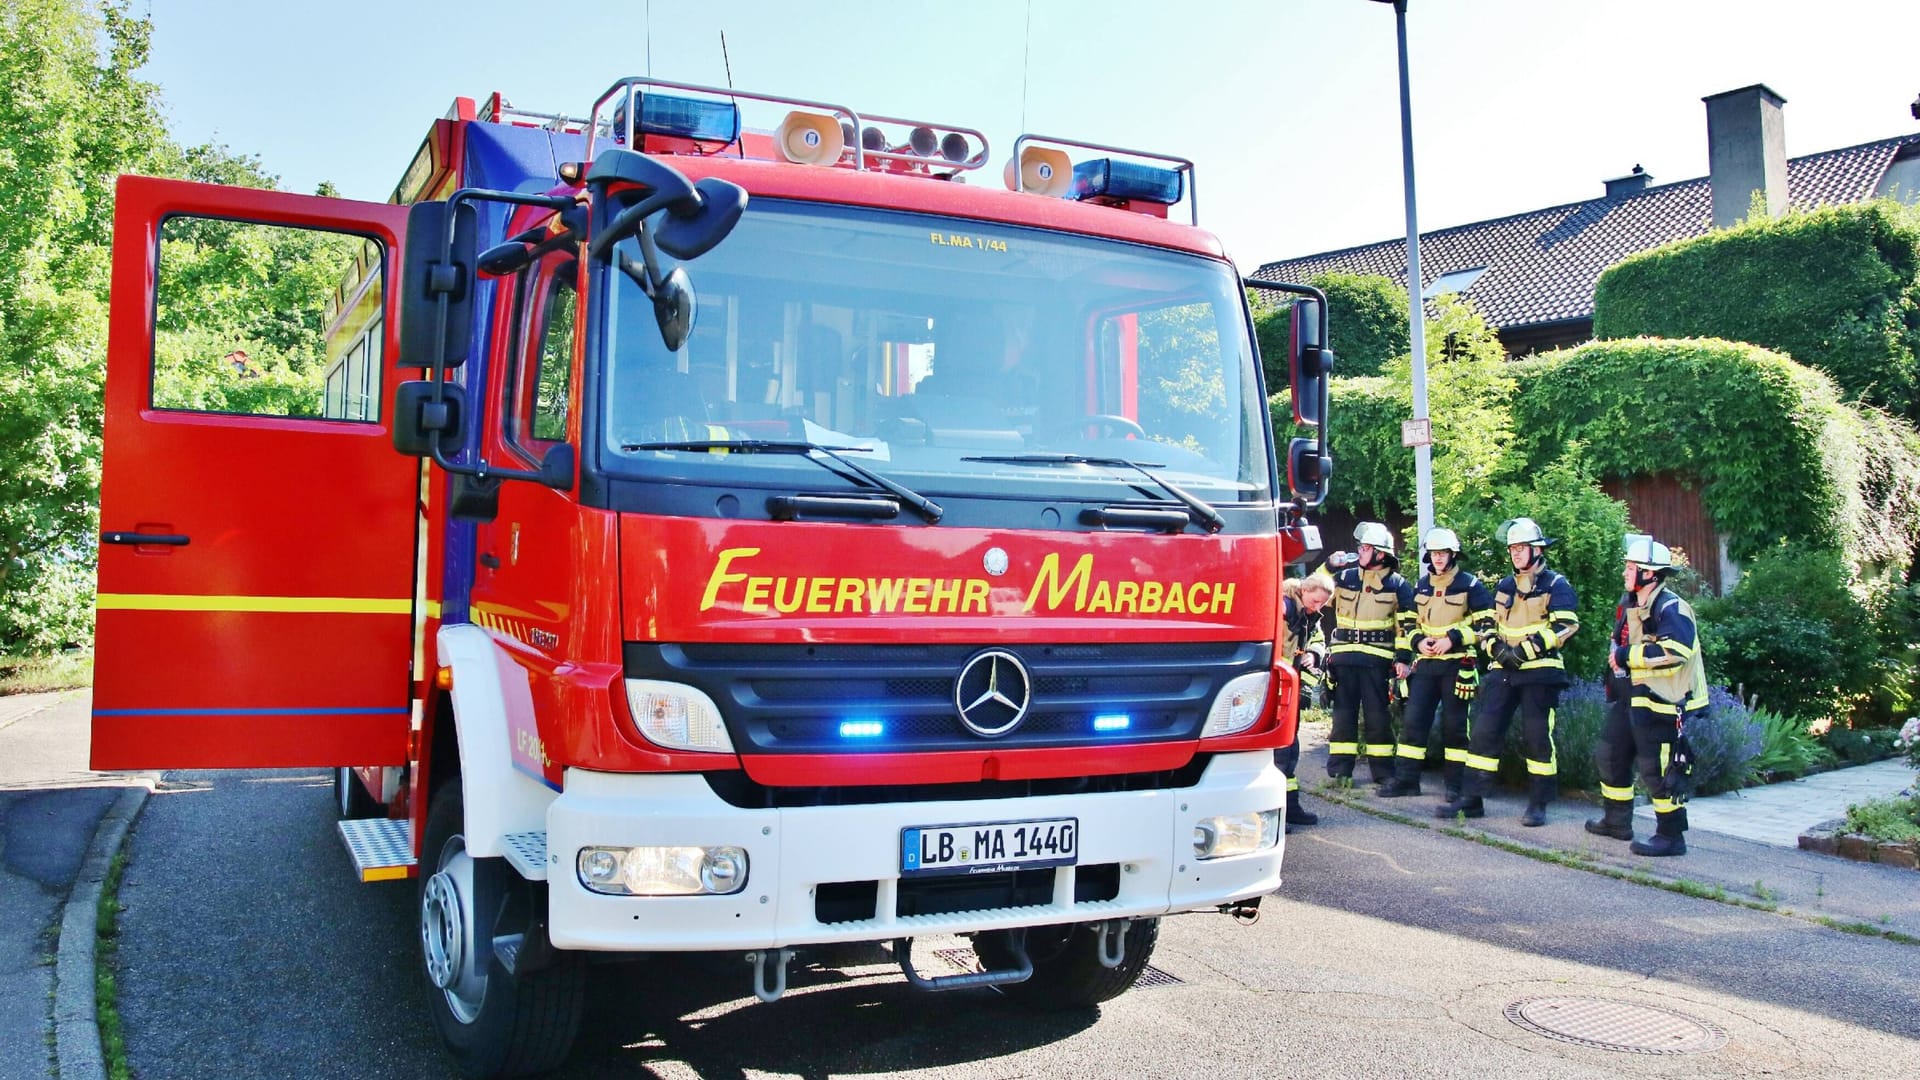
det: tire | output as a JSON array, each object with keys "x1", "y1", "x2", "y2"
[
  {"x1": 972, "y1": 917, "x2": 1160, "y2": 1008},
  {"x1": 420, "y1": 782, "x2": 584, "y2": 1078},
  {"x1": 333, "y1": 766, "x2": 382, "y2": 820}
]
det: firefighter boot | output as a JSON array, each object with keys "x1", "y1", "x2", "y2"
[
  {"x1": 1520, "y1": 776, "x2": 1555, "y2": 828},
  {"x1": 1583, "y1": 799, "x2": 1635, "y2": 841},
  {"x1": 1631, "y1": 807, "x2": 1688, "y2": 857},
  {"x1": 1441, "y1": 761, "x2": 1465, "y2": 804},
  {"x1": 1433, "y1": 769, "x2": 1486, "y2": 819},
  {"x1": 1377, "y1": 757, "x2": 1422, "y2": 798},
  {"x1": 1285, "y1": 789, "x2": 1319, "y2": 828}
]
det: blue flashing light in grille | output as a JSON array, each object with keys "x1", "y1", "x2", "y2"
[
  {"x1": 1093, "y1": 714, "x2": 1132, "y2": 732},
  {"x1": 1071, "y1": 159, "x2": 1183, "y2": 205},
  {"x1": 637, "y1": 93, "x2": 741, "y2": 143},
  {"x1": 839, "y1": 719, "x2": 886, "y2": 738}
]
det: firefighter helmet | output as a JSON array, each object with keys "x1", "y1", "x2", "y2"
[
  {"x1": 1624, "y1": 533, "x2": 1674, "y2": 568},
  {"x1": 1503, "y1": 517, "x2": 1552, "y2": 547},
  {"x1": 1353, "y1": 521, "x2": 1395, "y2": 554},
  {"x1": 1423, "y1": 527, "x2": 1462, "y2": 554}
]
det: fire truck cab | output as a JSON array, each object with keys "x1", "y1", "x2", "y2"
[{"x1": 92, "y1": 77, "x2": 1333, "y2": 1077}]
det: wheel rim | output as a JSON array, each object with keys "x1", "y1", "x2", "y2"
[{"x1": 421, "y1": 835, "x2": 488, "y2": 1024}]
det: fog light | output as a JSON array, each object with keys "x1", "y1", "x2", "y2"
[
  {"x1": 577, "y1": 845, "x2": 750, "y2": 895},
  {"x1": 1192, "y1": 810, "x2": 1282, "y2": 860}
]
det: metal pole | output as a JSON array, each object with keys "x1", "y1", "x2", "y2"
[{"x1": 1390, "y1": 0, "x2": 1434, "y2": 544}]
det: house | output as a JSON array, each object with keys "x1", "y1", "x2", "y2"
[
  {"x1": 1255, "y1": 86, "x2": 1920, "y2": 593},
  {"x1": 1253, "y1": 85, "x2": 1920, "y2": 358}
]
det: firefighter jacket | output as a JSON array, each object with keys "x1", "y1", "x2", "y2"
[
  {"x1": 1485, "y1": 565, "x2": 1580, "y2": 684},
  {"x1": 1328, "y1": 564, "x2": 1416, "y2": 668},
  {"x1": 1412, "y1": 567, "x2": 1495, "y2": 668},
  {"x1": 1283, "y1": 595, "x2": 1327, "y2": 669},
  {"x1": 1613, "y1": 585, "x2": 1709, "y2": 715}
]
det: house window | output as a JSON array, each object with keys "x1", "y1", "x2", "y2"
[{"x1": 1422, "y1": 266, "x2": 1487, "y2": 300}]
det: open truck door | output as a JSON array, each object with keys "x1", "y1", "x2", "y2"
[{"x1": 92, "y1": 177, "x2": 418, "y2": 770}]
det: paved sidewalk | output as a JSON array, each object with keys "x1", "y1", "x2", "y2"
[{"x1": 1294, "y1": 719, "x2": 1920, "y2": 942}]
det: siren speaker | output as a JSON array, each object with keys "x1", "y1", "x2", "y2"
[
  {"x1": 908, "y1": 126, "x2": 939, "y2": 156},
  {"x1": 1003, "y1": 146, "x2": 1072, "y2": 196},
  {"x1": 861, "y1": 126, "x2": 887, "y2": 152},
  {"x1": 775, "y1": 112, "x2": 846, "y2": 165},
  {"x1": 939, "y1": 132, "x2": 970, "y2": 163}
]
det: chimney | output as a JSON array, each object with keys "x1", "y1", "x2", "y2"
[
  {"x1": 1604, "y1": 164, "x2": 1653, "y2": 199},
  {"x1": 1704, "y1": 84, "x2": 1788, "y2": 228}
]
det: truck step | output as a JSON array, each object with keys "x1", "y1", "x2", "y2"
[
  {"x1": 337, "y1": 817, "x2": 416, "y2": 882},
  {"x1": 503, "y1": 831, "x2": 548, "y2": 881}
]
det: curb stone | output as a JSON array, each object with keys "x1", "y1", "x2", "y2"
[
  {"x1": 1800, "y1": 818, "x2": 1920, "y2": 869},
  {"x1": 53, "y1": 784, "x2": 149, "y2": 1080}
]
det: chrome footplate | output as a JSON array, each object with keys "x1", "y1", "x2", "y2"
[{"x1": 337, "y1": 818, "x2": 415, "y2": 882}]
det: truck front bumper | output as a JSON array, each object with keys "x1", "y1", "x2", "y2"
[{"x1": 545, "y1": 750, "x2": 1285, "y2": 951}]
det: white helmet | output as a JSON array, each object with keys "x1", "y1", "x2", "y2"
[
  {"x1": 1423, "y1": 527, "x2": 1462, "y2": 554},
  {"x1": 1503, "y1": 517, "x2": 1550, "y2": 546},
  {"x1": 1354, "y1": 521, "x2": 1395, "y2": 554},
  {"x1": 1624, "y1": 533, "x2": 1674, "y2": 568}
]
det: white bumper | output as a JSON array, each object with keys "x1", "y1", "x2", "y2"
[{"x1": 546, "y1": 750, "x2": 1286, "y2": 951}]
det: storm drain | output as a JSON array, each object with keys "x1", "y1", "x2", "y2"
[
  {"x1": 932, "y1": 948, "x2": 1182, "y2": 988},
  {"x1": 1504, "y1": 996, "x2": 1728, "y2": 1055}
]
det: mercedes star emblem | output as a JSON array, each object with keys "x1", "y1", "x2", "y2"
[
  {"x1": 983, "y1": 547, "x2": 1009, "y2": 576},
  {"x1": 954, "y1": 649, "x2": 1031, "y2": 738}
]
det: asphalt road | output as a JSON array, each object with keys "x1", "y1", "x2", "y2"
[{"x1": 115, "y1": 770, "x2": 1920, "y2": 1079}]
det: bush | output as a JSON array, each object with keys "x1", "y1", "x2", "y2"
[
  {"x1": 1821, "y1": 724, "x2": 1900, "y2": 766},
  {"x1": 1897, "y1": 717, "x2": 1920, "y2": 769},
  {"x1": 1842, "y1": 795, "x2": 1920, "y2": 843},
  {"x1": 1687, "y1": 686, "x2": 1766, "y2": 796},
  {"x1": 1748, "y1": 708, "x2": 1826, "y2": 783},
  {"x1": 1539, "y1": 678, "x2": 1609, "y2": 794},
  {"x1": 1695, "y1": 545, "x2": 1879, "y2": 724},
  {"x1": 1593, "y1": 200, "x2": 1920, "y2": 420}
]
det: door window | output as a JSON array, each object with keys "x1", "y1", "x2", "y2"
[{"x1": 151, "y1": 217, "x2": 383, "y2": 421}]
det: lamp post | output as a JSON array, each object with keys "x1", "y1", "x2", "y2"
[{"x1": 1371, "y1": 0, "x2": 1434, "y2": 545}]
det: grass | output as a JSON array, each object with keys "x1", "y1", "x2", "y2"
[
  {"x1": 0, "y1": 651, "x2": 93, "y2": 696},
  {"x1": 96, "y1": 847, "x2": 132, "y2": 1080}
]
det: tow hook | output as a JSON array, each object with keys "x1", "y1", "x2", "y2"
[
  {"x1": 745, "y1": 947, "x2": 795, "y2": 1003},
  {"x1": 1219, "y1": 898, "x2": 1262, "y2": 925}
]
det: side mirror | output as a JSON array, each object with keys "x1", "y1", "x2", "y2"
[
  {"x1": 399, "y1": 201, "x2": 477, "y2": 370},
  {"x1": 538, "y1": 442, "x2": 575, "y2": 490},
  {"x1": 654, "y1": 177, "x2": 748, "y2": 259},
  {"x1": 1288, "y1": 437, "x2": 1331, "y2": 506},
  {"x1": 653, "y1": 267, "x2": 695, "y2": 351},
  {"x1": 1289, "y1": 297, "x2": 1332, "y2": 427},
  {"x1": 392, "y1": 381, "x2": 467, "y2": 456}
]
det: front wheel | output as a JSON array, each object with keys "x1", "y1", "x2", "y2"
[
  {"x1": 420, "y1": 781, "x2": 584, "y2": 1078},
  {"x1": 972, "y1": 917, "x2": 1160, "y2": 1008}
]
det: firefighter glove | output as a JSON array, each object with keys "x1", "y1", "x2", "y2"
[{"x1": 1453, "y1": 666, "x2": 1478, "y2": 701}]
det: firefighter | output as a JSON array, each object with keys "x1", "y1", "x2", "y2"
[
  {"x1": 1279, "y1": 571, "x2": 1335, "y2": 828},
  {"x1": 1380, "y1": 528, "x2": 1495, "y2": 799},
  {"x1": 1326, "y1": 522, "x2": 1417, "y2": 785},
  {"x1": 1435, "y1": 518, "x2": 1578, "y2": 825},
  {"x1": 1587, "y1": 534, "x2": 1708, "y2": 856}
]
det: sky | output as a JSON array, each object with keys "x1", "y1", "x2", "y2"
[{"x1": 138, "y1": 0, "x2": 1920, "y2": 270}]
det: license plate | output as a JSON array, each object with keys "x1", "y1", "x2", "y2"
[{"x1": 901, "y1": 817, "x2": 1078, "y2": 877}]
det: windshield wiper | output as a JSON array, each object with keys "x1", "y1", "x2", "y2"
[
  {"x1": 963, "y1": 453, "x2": 1226, "y2": 534},
  {"x1": 621, "y1": 439, "x2": 943, "y2": 523}
]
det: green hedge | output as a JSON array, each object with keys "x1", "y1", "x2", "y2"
[
  {"x1": 1252, "y1": 270, "x2": 1411, "y2": 389},
  {"x1": 1593, "y1": 201, "x2": 1920, "y2": 419},
  {"x1": 1509, "y1": 338, "x2": 1920, "y2": 568}
]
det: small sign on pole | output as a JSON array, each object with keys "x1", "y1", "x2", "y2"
[{"x1": 1401, "y1": 418, "x2": 1432, "y2": 448}]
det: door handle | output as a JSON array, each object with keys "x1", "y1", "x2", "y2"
[{"x1": 102, "y1": 531, "x2": 190, "y2": 546}]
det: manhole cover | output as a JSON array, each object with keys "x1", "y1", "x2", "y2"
[
  {"x1": 1505, "y1": 996, "x2": 1727, "y2": 1055},
  {"x1": 932, "y1": 948, "x2": 1182, "y2": 988}
]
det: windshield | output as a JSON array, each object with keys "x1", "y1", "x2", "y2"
[{"x1": 599, "y1": 200, "x2": 1271, "y2": 504}]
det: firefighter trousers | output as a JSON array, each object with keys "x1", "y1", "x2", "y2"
[
  {"x1": 1328, "y1": 661, "x2": 1395, "y2": 782},
  {"x1": 1395, "y1": 665, "x2": 1468, "y2": 783},
  {"x1": 1461, "y1": 671, "x2": 1559, "y2": 796},
  {"x1": 1595, "y1": 676, "x2": 1687, "y2": 815}
]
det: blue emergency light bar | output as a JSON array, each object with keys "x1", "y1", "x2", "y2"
[
  {"x1": 1071, "y1": 159, "x2": 1184, "y2": 205},
  {"x1": 618, "y1": 92, "x2": 742, "y2": 144},
  {"x1": 839, "y1": 719, "x2": 885, "y2": 739},
  {"x1": 1092, "y1": 713, "x2": 1132, "y2": 732}
]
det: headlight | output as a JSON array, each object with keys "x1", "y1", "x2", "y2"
[
  {"x1": 624, "y1": 680, "x2": 734, "y2": 752},
  {"x1": 1193, "y1": 810, "x2": 1282, "y2": 859},
  {"x1": 1200, "y1": 671, "x2": 1271, "y2": 738},
  {"x1": 576, "y1": 845, "x2": 750, "y2": 895}
]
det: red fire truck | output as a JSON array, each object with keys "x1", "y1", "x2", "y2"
[{"x1": 92, "y1": 77, "x2": 1333, "y2": 1077}]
